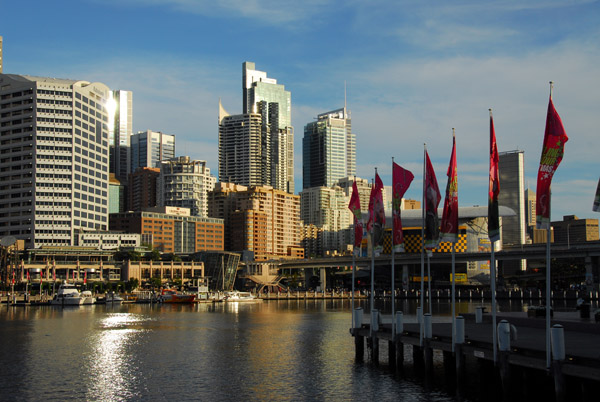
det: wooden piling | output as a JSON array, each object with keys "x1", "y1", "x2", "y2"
[
  {"x1": 498, "y1": 351, "x2": 511, "y2": 401},
  {"x1": 388, "y1": 341, "x2": 396, "y2": 370},
  {"x1": 396, "y1": 339, "x2": 404, "y2": 369},
  {"x1": 355, "y1": 334, "x2": 364, "y2": 362}
]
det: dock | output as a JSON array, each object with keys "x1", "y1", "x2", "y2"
[{"x1": 351, "y1": 309, "x2": 600, "y2": 401}]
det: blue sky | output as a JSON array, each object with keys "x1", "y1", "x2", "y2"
[{"x1": 2, "y1": 0, "x2": 600, "y2": 220}]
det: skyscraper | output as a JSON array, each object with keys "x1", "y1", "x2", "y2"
[
  {"x1": 108, "y1": 90, "x2": 132, "y2": 182},
  {"x1": 219, "y1": 62, "x2": 294, "y2": 193},
  {"x1": 130, "y1": 130, "x2": 175, "y2": 173},
  {"x1": 0, "y1": 74, "x2": 111, "y2": 248},
  {"x1": 303, "y1": 108, "x2": 356, "y2": 189}
]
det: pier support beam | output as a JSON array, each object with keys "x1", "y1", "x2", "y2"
[
  {"x1": 455, "y1": 316, "x2": 466, "y2": 395},
  {"x1": 395, "y1": 311, "x2": 404, "y2": 370},
  {"x1": 497, "y1": 320, "x2": 512, "y2": 401},
  {"x1": 551, "y1": 324, "x2": 566, "y2": 402},
  {"x1": 388, "y1": 341, "x2": 396, "y2": 370},
  {"x1": 423, "y1": 313, "x2": 433, "y2": 378},
  {"x1": 355, "y1": 334, "x2": 364, "y2": 362}
]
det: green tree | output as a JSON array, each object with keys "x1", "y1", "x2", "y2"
[
  {"x1": 149, "y1": 277, "x2": 162, "y2": 289},
  {"x1": 148, "y1": 249, "x2": 161, "y2": 261},
  {"x1": 125, "y1": 278, "x2": 139, "y2": 292}
]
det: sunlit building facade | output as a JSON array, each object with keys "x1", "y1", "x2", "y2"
[
  {"x1": 303, "y1": 108, "x2": 355, "y2": 189},
  {"x1": 108, "y1": 90, "x2": 132, "y2": 182},
  {"x1": 0, "y1": 74, "x2": 111, "y2": 248},
  {"x1": 130, "y1": 130, "x2": 175, "y2": 172}
]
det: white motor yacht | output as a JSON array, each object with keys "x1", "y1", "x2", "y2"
[
  {"x1": 81, "y1": 290, "x2": 96, "y2": 305},
  {"x1": 224, "y1": 291, "x2": 261, "y2": 302},
  {"x1": 50, "y1": 283, "x2": 84, "y2": 306}
]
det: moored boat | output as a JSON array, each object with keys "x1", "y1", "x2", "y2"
[
  {"x1": 224, "y1": 291, "x2": 261, "y2": 302},
  {"x1": 50, "y1": 282, "x2": 84, "y2": 306},
  {"x1": 158, "y1": 289, "x2": 196, "y2": 303},
  {"x1": 81, "y1": 290, "x2": 96, "y2": 305}
]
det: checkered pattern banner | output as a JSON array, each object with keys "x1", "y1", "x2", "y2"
[{"x1": 383, "y1": 228, "x2": 467, "y2": 254}]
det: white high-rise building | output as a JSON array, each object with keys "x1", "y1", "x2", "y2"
[
  {"x1": 0, "y1": 74, "x2": 111, "y2": 248},
  {"x1": 219, "y1": 62, "x2": 294, "y2": 193},
  {"x1": 157, "y1": 156, "x2": 216, "y2": 217}
]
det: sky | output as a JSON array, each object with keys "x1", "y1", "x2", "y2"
[{"x1": 1, "y1": 0, "x2": 599, "y2": 220}]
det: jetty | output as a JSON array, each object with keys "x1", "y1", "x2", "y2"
[{"x1": 351, "y1": 308, "x2": 600, "y2": 401}]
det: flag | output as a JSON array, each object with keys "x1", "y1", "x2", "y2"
[
  {"x1": 536, "y1": 95, "x2": 568, "y2": 229},
  {"x1": 593, "y1": 178, "x2": 600, "y2": 212},
  {"x1": 26, "y1": 269, "x2": 30, "y2": 282},
  {"x1": 84, "y1": 270, "x2": 87, "y2": 284},
  {"x1": 53, "y1": 267, "x2": 56, "y2": 282},
  {"x1": 424, "y1": 151, "x2": 441, "y2": 249},
  {"x1": 348, "y1": 180, "x2": 363, "y2": 249},
  {"x1": 367, "y1": 172, "x2": 385, "y2": 252},
  {"x1": 441, "y1": 135, "x2": 459, "y2": 243},
  {"x1": 12, "y1": 270, "x2": 15, "y2": 285},
  {"x1": 392, "y1": 162, "x2": 414, "y2": 252},
  {"x1": 488, "y1": 112, "x2": 501, "y2": 242}
]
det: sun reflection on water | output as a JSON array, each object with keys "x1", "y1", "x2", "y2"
[{"x1": 85, "y1": 314, "x2": 150, "y2": 401}]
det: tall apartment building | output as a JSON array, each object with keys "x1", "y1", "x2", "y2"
[
  {"x1": 303, "y1": 108, "x2": 356, "y2": 189},
  {"x1": 130, "y1": 130, "x2": 174, "y2": 173},
  {"x1": 335, "y1": 176, "x2": 372, "y2": 217},
  {"x1": 0, "y1": 74, "x2": 111, "y2": 248},
  {"x1": 157, "y1": 156, "x2": 216, "y2": 217},
  {"x1": 128, "y1": 167, "x2": 159, "y2": 211},
  {"x1": 208, "y1": 183, "x2": 301, "y2": 260},
  {"x1": 108, "y1": 174, "x2": 126, "y2": 214},
  {"x1": 219, "y1": 62, "x2": 294, "y2": 193},
  {"x1": 108, "y1": 90, "x2": 132, "y2": 182},
  {"x1": 300, "y1": 186, "x2": 351, "y2": 255}
]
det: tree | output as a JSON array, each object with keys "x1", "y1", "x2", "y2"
[
  {"x1": 148, "y1": 249, "x2": 161, "y2": 261},
  {"x1": 149, "y1": 277, "x2": 162, "y2": 289}
]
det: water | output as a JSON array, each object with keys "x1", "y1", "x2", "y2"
[{"x1": 0, "y1": 298, "x2": 583, "y2": 401}]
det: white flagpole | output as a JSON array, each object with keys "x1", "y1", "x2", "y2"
[
  {"x1": 391, "y1": 158, "x2": 396, "y2": 337},
  {"x1": 427, "y1": 251, "x2": 432, "y2": 313},
  {"x1": 420, "y1": 145, "x2": 426, "y2": 346},
  {"x1": 491, "y1": 240, "x2": 497, "y2": 364},
  {"x1": 545, "y1": 81, "x2": 554, "y2": 369},
  {"x1": 451, "y1": 243, "x2": 456, "y2": 352},
  {"x1": 370, "y1": 174, "x2": 375, "y2": 330},
  {"x1": 351, "y1": 177, "x2": 357, "y2": 329}
]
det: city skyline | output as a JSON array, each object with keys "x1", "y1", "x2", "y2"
[{"x1": 1, "y1": 1, "x2": 599, "y2": 220}]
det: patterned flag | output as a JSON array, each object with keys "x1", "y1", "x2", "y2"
[
  {"x1": 594, "y1": 178, "x2": 600, "y2": 212},
  {"x1": 489, "y1": 112, "x2": 501, "y2": 242},
  {"x1": 348, "y1": 180, "x2": 363, "y2": 249},
  {"x1": 536, "y1": 95, "x2": 568, "y2": 229},
  {"x1": 367, "y1": 172, "x2": 385, "y2": 251},
  {"x1": 424, "y1": 151, "x2": 441, "y2": 249},
  {"x1": 392, "y1": 162, "x2": 414, "y2": 252},
  {"x1": 441, "y1": 135, "x2": 459, "y2": 243}
]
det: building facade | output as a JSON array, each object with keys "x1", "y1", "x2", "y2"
[
  {"x1": 108, "y1": 174, "x2": 127, "y2": 214},
  {"x1": 157, "y1": 156, "x2": 216, "y2": 217},
  {"x1": 130, "y1": 130, "x2": 174, "y2": 173},
  {"x1": 75, "y1": 231, "x2": 141, "y2": 250},
  {"x1": 0, "y1": 74, "x2": 111, "y2": 248},
  {"x1": 300, "y1": 186, "x2": 351, "y2": 256},
  {"x1": 128, "y1": 167, "x2": 159, "y2": 212},
  {"x1": 109, "y1": 206, "x2": 224, "y2": 253},
  {"x1": 208, "y1": 183, "x2": 301, "y2": 260},
  {"x1": 219, "y1": 62, "x2": 294, "y2": 193},
  {"x1": 303, "y1": 108, "x2": 355, "y2": 189},
  {"x1": 108, "y1": 90, "x2": 132, "y2": 182},
  {"x1": 552, "y1": 215, "x2": 599, "y2": 246},
  {"x1": 498, "y1": 150, "x2": 526, "y2": 246}
]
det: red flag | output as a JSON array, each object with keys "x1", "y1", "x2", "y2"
[
  {"x1": 12, "y1": 270, "x2": 15, "y2": 285},
  {"x1": 84, "y1": 270, "x2": 87, "y2": 284},
  {"x1": 536, "y1": 95, "x2": 568, "y2": 229},
  {"x1": 53, "y1": 267, "x2": 56, "y2": 282},
  {"x1": 392, "y1": 162, "x2": 414, "y2": 252},
  {"x1": 367, "y1": 172, "x2": 385, "y2": 250},
  {"x1": 489, "y1": 112, "x2": 500, "y2": 242},
  {"x1": 26, "y1": 269, "x2": 30, "y2": 282},
  {"x1": 441, "y1": 135, "x2": 459, "y2": 243},
  {"x1": 424, "y1": 150, "x2": 441, "y2": 250},
  {"x1": 348, "y1": 180, "x2": 363, "y2": 249}
]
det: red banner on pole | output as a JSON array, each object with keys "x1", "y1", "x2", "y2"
[
  {"x1": 536, "y1": 95, "x2": 568, "y2": 229},
  {"x1": 348, "y1": 180, "x2": 363, "y2": 249},
  {"x1": 424, "y1": 151, "x2": 441, "y2": 250},
  {"x1": 489, "y1": 112, "x2": 500, "y2": 242},
  {"x1": 392, "y1": 162, "x2": 414, "y2": 252},
  {"x1": 441, "y1": 135, "x2": 459, "y2": 243}
]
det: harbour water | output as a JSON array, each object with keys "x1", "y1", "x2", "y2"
[{"x1": 0, "y1": 299, "x2": 586, "y2": 401}]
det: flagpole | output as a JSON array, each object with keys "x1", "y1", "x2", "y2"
[
  {"x1": 545, "y1": 81, "x2": 554, "y2": 369},
  {"x1": 420, "y1": 145, "x2": 426, "y2": 345},
  {"x1": 491, "y1": 239, "x2": 497, "y2": 364},
  {"x1": 391, "y1": 158, "x2": 396, "y2": 338},
  {"x1": 450, "y1": 129, "x2": 456, "y2": 352},
  {"x1": 370, "y1": 174, "x2": 375, "y2": 322},
  {"x1": 351, "y1": 176, "x2": 357, "y2": 329}
]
